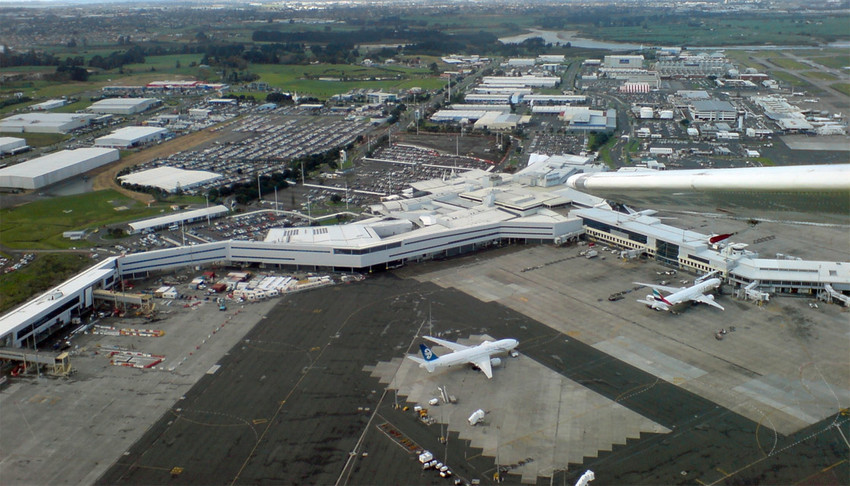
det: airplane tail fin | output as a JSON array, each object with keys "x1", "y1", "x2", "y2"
[
  {"x1": 652, "y1": 288, "x2": 673, "y2": 306},
  {"x1": 419, "y1": 343, "x2": 439, "y2": 362}
]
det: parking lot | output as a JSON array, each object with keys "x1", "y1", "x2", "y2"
[{"x1": 124, "y1": 112, "x2": 373, "y2": 194}]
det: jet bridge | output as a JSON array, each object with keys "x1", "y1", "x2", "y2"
[
  {"x1": 0, "y1": 348, "x2": 72, "y2": 376},
  {"x1": 818, "y1": 284, "x2": 850, "y2": 307}
]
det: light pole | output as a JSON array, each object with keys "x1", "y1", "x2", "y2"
[{"x1": 204, "y1": 193, "x2": 211, "y2": 226}]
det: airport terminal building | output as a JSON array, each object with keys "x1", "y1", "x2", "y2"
[{"x1": 1, "y1": 165, "x2": 848, "y2": 348}]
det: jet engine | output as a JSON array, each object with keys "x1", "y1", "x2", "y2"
[{"x1": 490, "y1": 357, "x2": 502, "y2": 367}]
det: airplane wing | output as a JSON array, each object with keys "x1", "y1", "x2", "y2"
[
  {"x1": 424, "y1": 336, "x2": 470, "y2": 352},
  {"x1": 472, "y1": 357, "x2": 494, "y2": 379},
  {"x1": 634, "y1": 282, "x2": 682, "y2": 293},
  {"x1": 695, "y1": 295, "x2": 725, "y2": 310}
]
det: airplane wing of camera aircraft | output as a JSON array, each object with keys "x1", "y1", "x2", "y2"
[
  {"x1": 635, "y1": 277, "x2": 724, "y2": 312},
  {"x1": 407, "y1": 336, "x2": 519, "y2": 379}
]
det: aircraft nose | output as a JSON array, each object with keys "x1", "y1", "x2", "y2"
[{"x1": 509, "y1": 339, "x2": 518, "y2": 349}]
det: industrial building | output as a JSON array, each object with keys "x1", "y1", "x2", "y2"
[
  {"x1": 430, "y1": 109, "x2": 501, "y2": 123},
  {"x1": 472, "y1": 87, "x2": 532, "y2": 97},
  {"x1": 620, "y1": 82, "x2": 651, "y2": 94},
  {"x1": 538, "y1": 54, "x2": 565, "y2": 63},
  {"x1": 506, "y1": 58, "x2": 536, "y2": 67},
  {"x1": 94, "y1": 126, "x2": 169, "y2": 148},
  {"x1": 118, "y1": 166, "x2": 223, "y2": 193},
  {"x1": 0, "y1": 137, "x2": 28, "y2": 155},
  {"x1": 689, "y1": 100, "x2": 737, "y2": 121},
  {"x1": 522, "y1": 95, "x2": 586, "y2": 105},
  {"x1": 365, "y1": 91, "x2": 398, "y2": 104},
  {"x1": 464, "y1": 94, "x2": 512, "y2": 105},
  {"x1": 603, "y1": 55, "x2": 644, "y2": 69},
  {"x1": 449, "y1": 104, "x2": 512, "y2": 113},
  {"x1": 557, "y1": 108, "x2": 618, "y2": 132},
  {"x1": 481, "y1": 76, "x2": 559, "y2": 88},
  {"x1": 87, "y1": 98, "x2": 160, "y2": 115},
  {"x1": 127, "y1": 205, "x2": 229, "y2": 234},
  {"x1": 0, "y1": 148, "x2": 119, "y2": 190},
  {"x1": 472, "y1": 112, "x2": 529, "y2": 130},
  {"x1": 0, "y1": 113, "x2": 95, "y2": 134},
  {"x1": 29, "y1": 99, "x2": 67, "y2": 111}
]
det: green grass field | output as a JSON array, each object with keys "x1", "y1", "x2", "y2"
[
  {"x1": 810, "y1": 55, "x2": 850, "y2": 70},
  {"x1": 400, "y1": 12, "x2": 536, "y2": 36},
  {"x1": 770, "y1": 70, "x2": 811, "y2": 88},
  {"x1": 832, "y1": 83, "x2": 850, "y2": 97},
  {"x1": 18, "y1": 133, "x2": 70, "y2": 148},
  {"x1": 803, "y1": 71, "x2": 838, "y2": 81},
  {"x1": 0, "y1": 253, "x2": 92, "y2": 315},
  {"x1": 52, "y1": 99, "x2": 93, "y2": 113},
  {"x1": 250, "y1": 63, "x2": 444, "y2": 99},
  {"x1": 580, "y1": 16, "x2": 850, "y2": 46},
  {"x1": 120, "y1": 53, "x2": 205, "y2": 77},
  {"x1": 0, "y1": 190, "x2": 165, "y2": 250},
  {"x1": 768, "y1": 57, "x2": 810, "y2": 71},
  {"x1": 723, "y1": 51, "x2": 771, "y2": 72},
  {"x1": 0, "y1": 53, "x2": 204, "y2": 107}
]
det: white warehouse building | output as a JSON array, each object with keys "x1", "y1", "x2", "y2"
[
  {"x1": 0, "y1": 113, "x2": 96, "y2": 134},
  {"x1": 95, "y1": 126, "x2": 168, "y2": 148},
  {"x1": 87, "y1": 98, "x2": 160, "y2": 115},
  {"x1": 0, "y1": 148, "x2": 119, "y2": 189},
  {"x1": 0, "y1": 137, "x2": 28, "y2": 155},
  {"x1": 481, "y1": 76, "x2": 559, "y2": 88},
  {"x1": 119, "y1": 166, "x2": 223, "y2": 193}
]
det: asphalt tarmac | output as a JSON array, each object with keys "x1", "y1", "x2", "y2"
[{"x1": 96, "y1": 267, "x2": 849, "y2": 485}]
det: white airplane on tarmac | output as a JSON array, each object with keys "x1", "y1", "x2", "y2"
[
  {"x1": 635, "y1": 277, "x2": 724, "y2": 312},
  {"x1": 407, "y1": 336, "x2": 519, "y2": 379}
]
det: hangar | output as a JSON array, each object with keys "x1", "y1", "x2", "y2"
[
  {"x1": 94, "y1": 126, "x2": 168, "y2": 148},
  {"x1": 118, "y1": 166, "x2": 222, "y2": 193},
  {"x1": 87, "y1": 98, "x2": 160, "y2": 115},
  {"x1": 0, "y1": 148, "x2": 119, "y2": 189},
  {"x1": 0, "y1": 113, "x2": 95, "y2": 134}
]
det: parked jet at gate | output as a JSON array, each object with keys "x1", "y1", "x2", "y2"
[
  {"x1": 407, "y1": 336, "x2": 519, "y2": 379},
  {"x1": 635, "y1": 278, "x2": 724, "y2": 312}
]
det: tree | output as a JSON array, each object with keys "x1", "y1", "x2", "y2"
[
  {"x1": 266, "y1": 92, "x2": 293, "y2": 104},
  {"x1": 429, "y1": 62, "x2": 440, "y2": 75}
]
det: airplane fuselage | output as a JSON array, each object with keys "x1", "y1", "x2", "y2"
[
  {"x1": 652, "y1": 278, "x2": 720, "y2": 306},
  {"x1": 430, "y1": 339, "x2": 518, "y2": 369},
  {"x1": 408, "y1": 337, "x2": 519, "y2": 378},
  {"x1": 639, "y1": 278, "x2": 723, "y2": 312}
]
